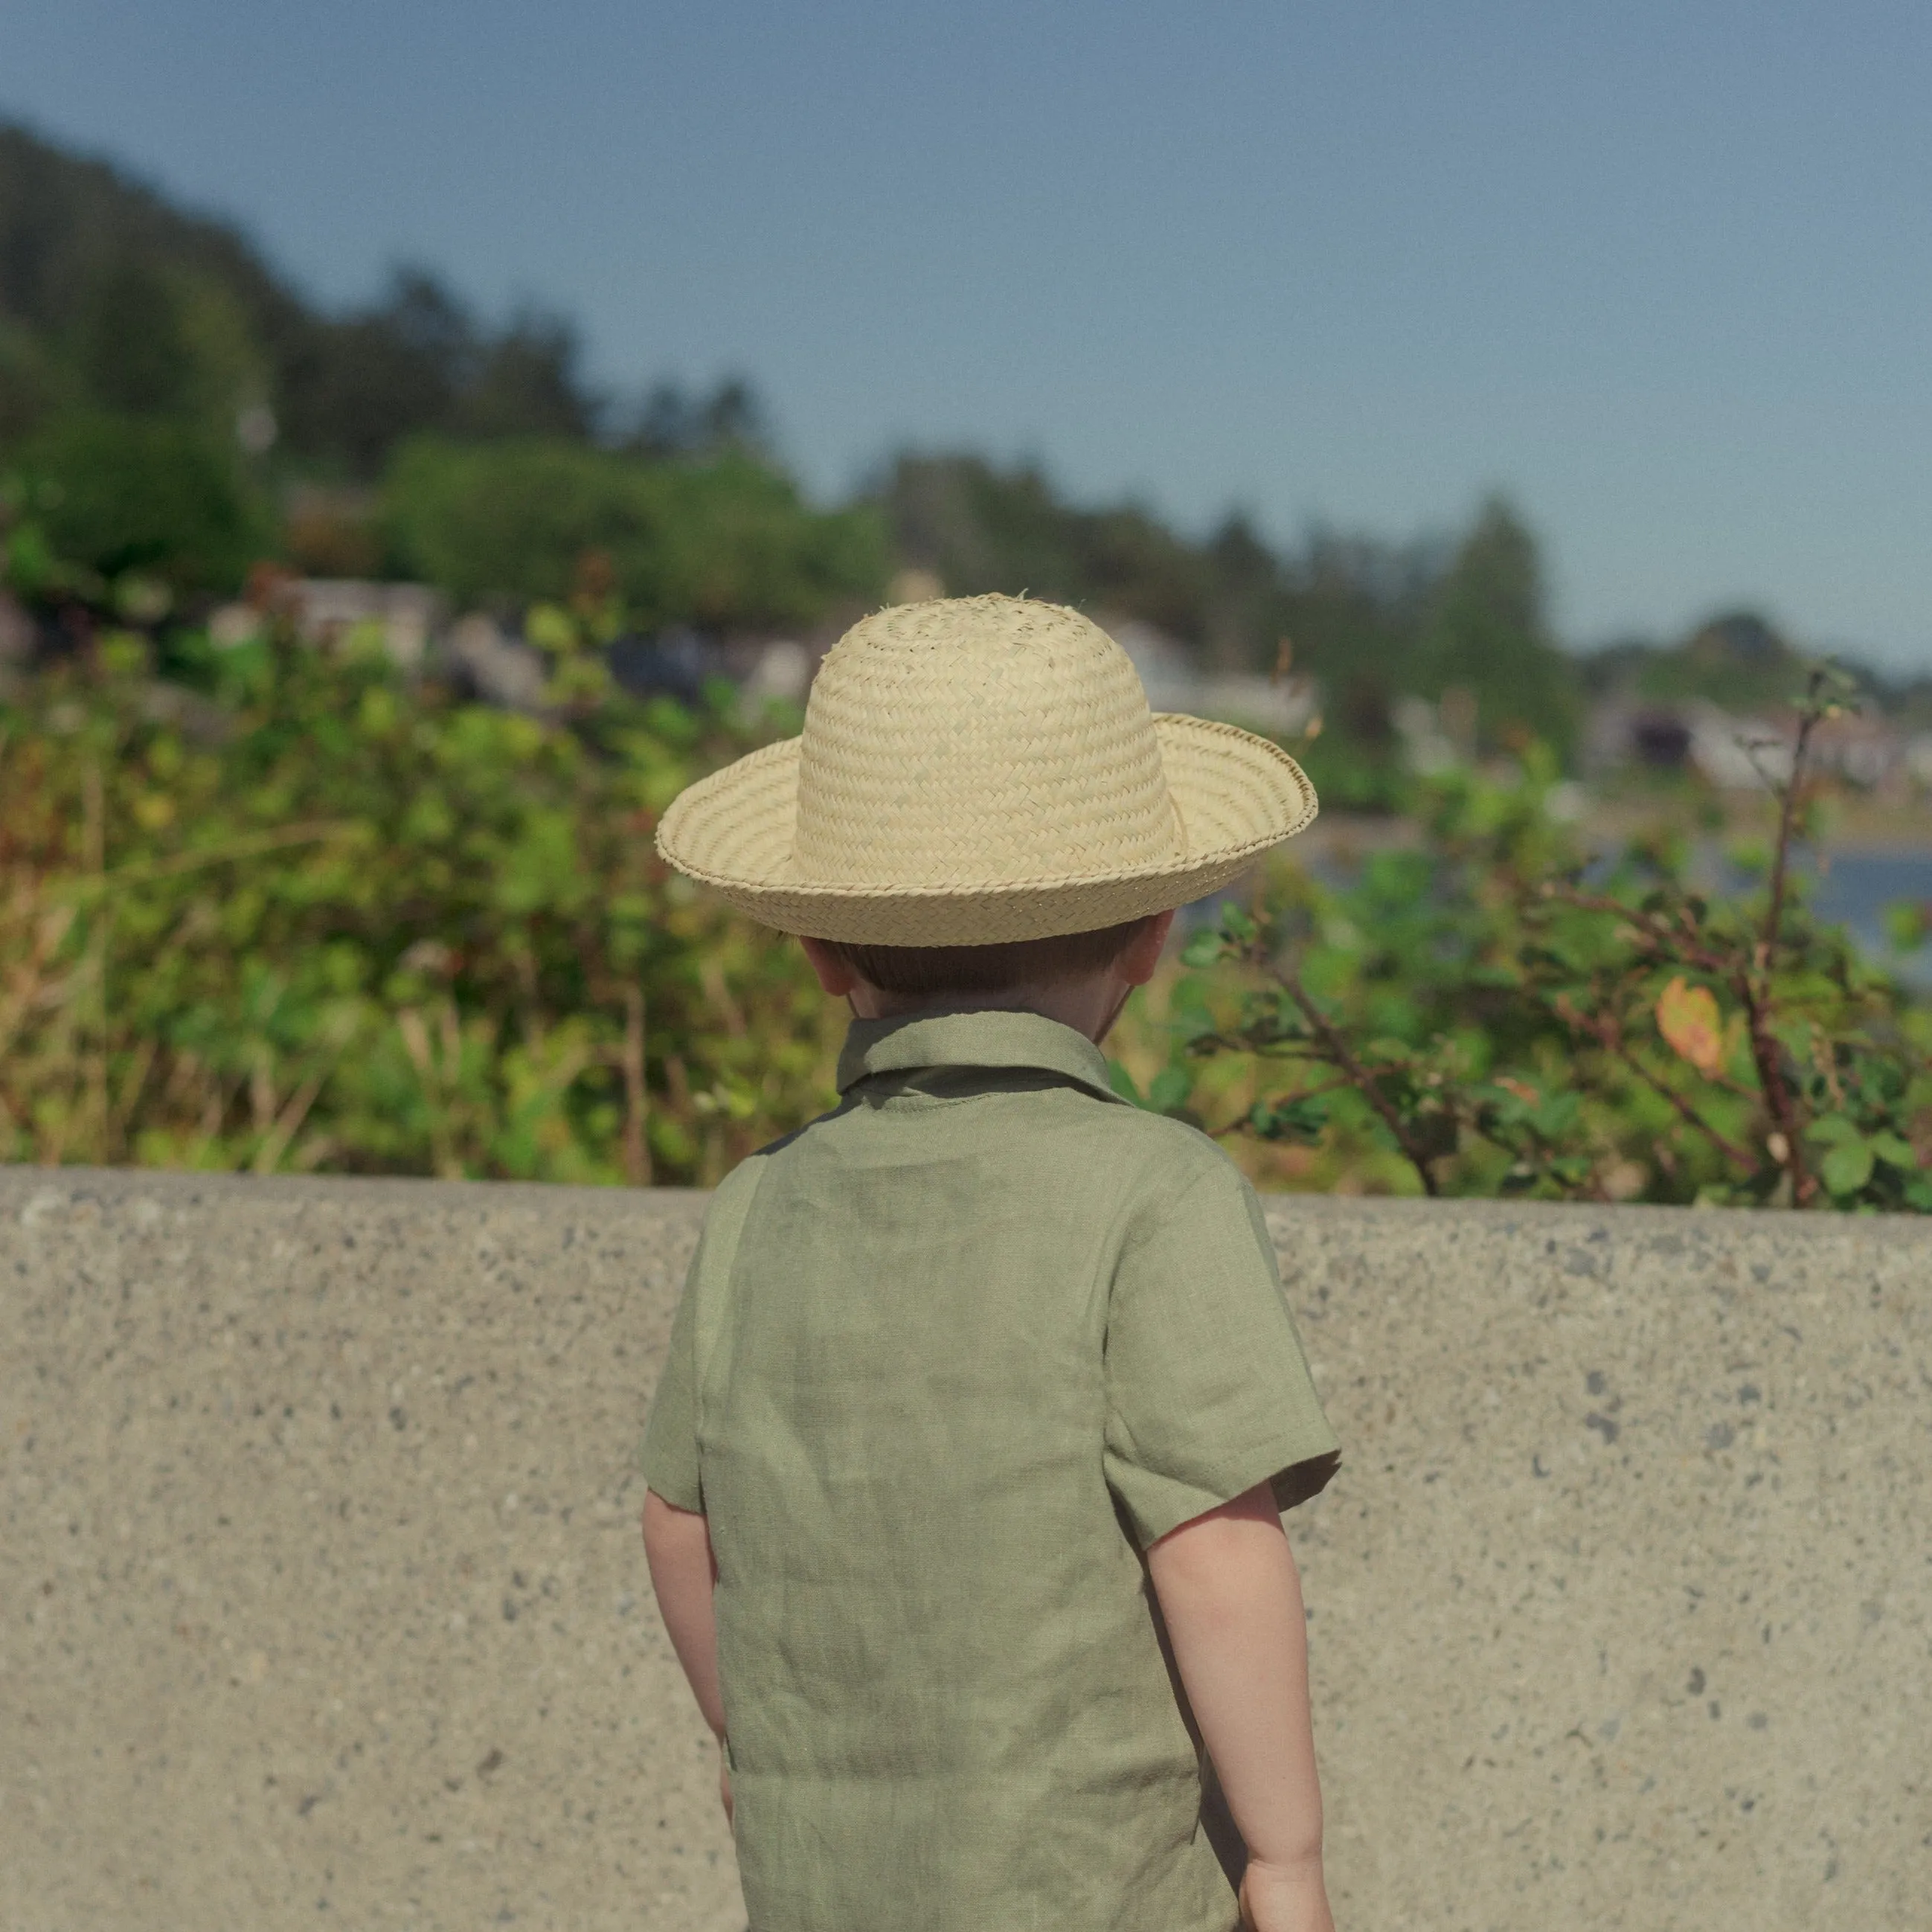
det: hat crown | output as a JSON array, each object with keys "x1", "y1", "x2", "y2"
[{"x1": 791, "y1": 596, "x2": 1184, "y2": 888}]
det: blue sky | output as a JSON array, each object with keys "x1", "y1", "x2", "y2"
[{"x1": 5, "y1": 1, "x2": 1931, "y2": 667}]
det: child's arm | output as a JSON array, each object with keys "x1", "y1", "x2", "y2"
[
  {"x1": 1146, "y1": 1480, "x2": 1335, "y2": 1932},
  {"x1": 641, "y1": 1489, "x2": 731, "y2": 1820}
]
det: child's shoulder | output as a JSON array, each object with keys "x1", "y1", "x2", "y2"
[
  {"x1": 728, "y1": 1074, "x2": 1255, "y2": 1219},
  {"x1": 1004, "y1": 1083, "x2": 1265, "y2": 1222},
  {"x1": 1092, "y1": 1095, "x2": 1241, "y2": 1174},
  {"x1": 1100, "y1": 1105, "x2": 1268, "y2": 1226}
]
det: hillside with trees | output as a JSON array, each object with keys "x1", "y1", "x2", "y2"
[
  {"x1": 4, "y1": 115, "x2": 1928, "y2": 772},
  {"x1": 2, "y1": 121, "x2": 1928, "y2": 1202},
  {"x1": 0, "y1": 121, "x2": 884, "y2": 643}
]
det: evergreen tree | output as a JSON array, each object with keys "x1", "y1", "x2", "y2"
[{"x1": 1417, "y1": 496, "x2": 1577, "y2": 757}]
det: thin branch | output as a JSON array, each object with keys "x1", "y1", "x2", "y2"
[
  {"x1": 1616, "y1": 1042, "x2": 1760, "y2": 1172},
  {"x1": 1547, "y1": 992, "x2": 1760, "y2": 1174},
  {"x1": 1537, "y1": 883, "x2": 1734, "y2": 977},
  {"x1": 1208, "y1": 1073, "x2": 1357, "y2": 1139},
  {"x1": 1262, "y1": 949, "x2": 1442, "y2": 1196},
  {"x1": 619, "y1": 983, "x2": 651, "y2": 1187},
  {"x1": 1760, "y1": 688, "x2": 1822, "y2": 972},
  {"x1": 1745, "y1": 675, "x2": 1826, "y2": 1205},
  {"x1": 60, "y1": 820, "x2": 362, "y2": 896},
  {"x1": 251, "y1": 1068, "x2": 328, "y2": 1175}
]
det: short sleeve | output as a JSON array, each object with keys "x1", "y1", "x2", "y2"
[
  {"x1": 1103, "y1": 1155, "x2": 1339, "y2": 1547},
  {"x1": 638, "y1": 1245, "x2": 705, "y2": 1512}
]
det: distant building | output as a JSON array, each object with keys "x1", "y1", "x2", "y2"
[
  {"x1": 608, "y1": 627, "x2": 713, "y2": 707},
  {"x1": 1809, "y1": 711, "x2": 1905, "y2": 791},
  {"x1": 283, "y1": 580, "x2": 445, "y2": 670},
  {"x1": 443, "y1": 614, "x2": 547, "y2": 713},
  {"x1": 208, "y1": 579, "x2": 448, "y2": 671},
  {"x1": 1108, "y1": 619, "x2": 1317, "y2": 735},
  {"x1": 1584, "y1": 693, "x2": 1912, "y2": 792},
  {"x1": 1687, "y1": 702, "x2": 1791, "y2": 789}
]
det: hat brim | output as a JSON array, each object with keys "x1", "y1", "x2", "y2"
[{"x1": 655, "y1": 713, "x2": 1318, "y2": 945}]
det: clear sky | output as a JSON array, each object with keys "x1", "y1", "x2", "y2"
[{"x1": 5, "y1": 1, "x2": 1931, "y2": 667}]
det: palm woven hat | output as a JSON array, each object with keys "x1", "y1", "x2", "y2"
[{"x1": 655, "y1": 594, "x2": 1318, "y2": 945}]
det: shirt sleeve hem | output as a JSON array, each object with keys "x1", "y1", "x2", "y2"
[
  {"x1": 638, "y1": 1447, "x2": 705, "y2": 1515},
  {"x1": 1135, "y1": 1432, "x2": 1341, "y2": 1547}
]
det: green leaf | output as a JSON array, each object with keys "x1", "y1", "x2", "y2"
[
  {"x1": 1883, "y1": 899, "x2": 1931, "y2": 952},
  {"x1": 1106, "y1": 1060, "x2": 1145, "y2": 1105},
  {"x1": 1250, "y1": 1094, "x2": 1329, "y2": 1142},
  {"x1": 1867, "y1": 1132, "x2": 1918, "y2": 1171},
  {"x1": 1148, "y1": 1066, "x2": 1193, "y2": 1114},
  {"x1": 1820, "y1": 1140, "x2": 1874, "y2": 1196},
  {"x1": 1219, "y1": 904, "x2": 1258, "y2": 945},
  {"x1": 1806, "y1": 1112, "x2": 1862, "y2": 1146},
  {"x1": 1179, "y1": 928, "x2": 1225, "y2": 969}
]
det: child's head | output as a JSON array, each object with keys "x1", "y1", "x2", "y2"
[
  {"x1": 655, "y1": 596, "x2": 1315, "y2": 1007},
  {"x1": 798, "y1": 911, "x2": 1174, "y2": 1042}
]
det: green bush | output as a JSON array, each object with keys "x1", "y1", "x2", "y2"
[
  {"x1": 10, "y1": 411, "x2": 269, "y2": 599},
  {"x1": 5, "y1": 585, "x2": 1925, "y2": 1208},
  {"x1": 1111, "y1": 700, "x2": 1932, "y2": 1210},
  {"x1": 0, "y1": 618, "x2": 836, "y2": 1184},
  {"x1": 382, "y1": 435, "x2": 889, "y2": 627}
]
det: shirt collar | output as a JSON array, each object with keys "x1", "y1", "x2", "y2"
[{"x1": 835, "y1": 1007, "x2": 1127, "y2": 1104}]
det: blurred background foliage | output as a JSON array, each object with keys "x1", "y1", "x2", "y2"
[
  {"x1": 2, "y1": 597, "x2": 1923, "y2": 1206},
  {"x1": 1110, "y1": 739, "x2": 1932, "y2": 1210},
  {"x1": 1, "y1": 119, "x2": 1927, "y2": 1202},
  {"x1": 381, "y1": 437, "x2": 885, "y2": 628},
  {"x1": 0, "y1": 614, "x2": 836, "y2": 1183}
]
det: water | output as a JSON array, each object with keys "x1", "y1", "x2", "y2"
[
  {"x1": 1771, "y1": 850, "x2": 1932, "y2": 989},
  {"x1": 1180, "y1": 844, "x2": 1932, "y2": 991}
]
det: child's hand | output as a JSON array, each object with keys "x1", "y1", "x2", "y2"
[{"x1": 1238, "y1": 1855, "x2": 1333, "y2": 1932}]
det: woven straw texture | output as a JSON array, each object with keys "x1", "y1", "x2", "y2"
[{"x1": 656, "y1": 594, "x2": 1317, "y2": 943}]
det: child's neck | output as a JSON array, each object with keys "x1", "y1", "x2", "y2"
[{"x1": 845, "y1": 971, "x2": 1133, "y2": 1047}]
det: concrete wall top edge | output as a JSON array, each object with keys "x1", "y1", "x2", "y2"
[{"x1": 4, "y1": 1161, "x2": 1928, "y2": 1253}]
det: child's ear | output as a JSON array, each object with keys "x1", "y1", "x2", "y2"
[
  {"x1": 1120, "y1": 911, "x2": 1176, "y2": 986},
  {"x1": 797, "y1": 935, "x2": 860, "y2": 998}
]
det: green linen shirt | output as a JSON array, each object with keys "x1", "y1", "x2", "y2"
[{"x1": 639, "y1": 1007, "x2": 1340, "y2": 1932}]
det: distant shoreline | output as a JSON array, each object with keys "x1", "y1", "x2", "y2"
[{"x1": 1296, "y1": 809, "x2": 1932, "y2": 860}]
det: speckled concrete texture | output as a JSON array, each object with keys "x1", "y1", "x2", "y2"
[
  {"x1": 1270, "y1": 1196, "x2": 1931, "y2": 1931},
  {"x1": 3, "y1": 1172, "x2": 734, "y2": 1932},
  {"x1": 2, "y1": 1173, "x2": 1927, "y2": 1931}
]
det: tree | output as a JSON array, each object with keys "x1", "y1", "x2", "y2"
[
  {"x1": 623, "y1": 376, "x2": 768, "y2": 460},
  {"x1": 1201, "y1": 513, "x2": 1289, "y2": 673},
  {"x1": 879, "y1": 452, "x2": 1208, "y2": 641},
  {"x1": 454, "y1": 311, "x2": 596, "y2": 442},
  {"x1": 16, "y1": 411, "x2": 266, "y2": 597},
  {"x1": 70, "y1": 259, "x2": 198, "y2": 416},
  {"x1": 276, "y1": 269, "x2": 475, "y2": 480},
  {"x1": 381, "y1": 435, "x2": 887, "y2": 628},
  {"x1": 1416, "y1": 496, "x2": 1577, "y2": 759}
]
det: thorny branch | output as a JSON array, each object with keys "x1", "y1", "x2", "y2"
[
  {"x1": 1237, "y1": 940, "x2": 1446, "y2": 1196},
  {"x1": 1201, "y1": 665, "x2": 1890, "y2": 1207},
  {"x1": 1547, "y1": 992, "x2": 1760, "y2": 1172}
]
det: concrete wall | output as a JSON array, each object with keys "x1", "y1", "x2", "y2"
[{"x1": 2, "y1": 1169, "x2": 1926, "y2": 1931}]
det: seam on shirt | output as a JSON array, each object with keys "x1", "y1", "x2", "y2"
[
  {"x1": 1111, "y1": 1149, "x2": 1239, "y2": 1267},
  {"x1": 1099, "y1": 1158, "x2": 1225, "y2": 1472},
  {"x1": 852, "y1": 1076, "x2": 1132, "y2": 1114},
  {"x1": 691, "y1": 1154, "x2": 774, "y2": 1454}
]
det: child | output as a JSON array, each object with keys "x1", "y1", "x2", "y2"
[{"x1": 641, "y1": 594, "x2": 1341, "y2": 1932}]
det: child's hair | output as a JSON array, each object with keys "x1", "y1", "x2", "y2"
[{"x1": 815, "y1": 915, "x2": 1160, "y2": 999}]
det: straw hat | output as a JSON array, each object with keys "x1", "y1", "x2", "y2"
[{"x1": 655, "y1": 594, "x2": 1317, "y2": 945}]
